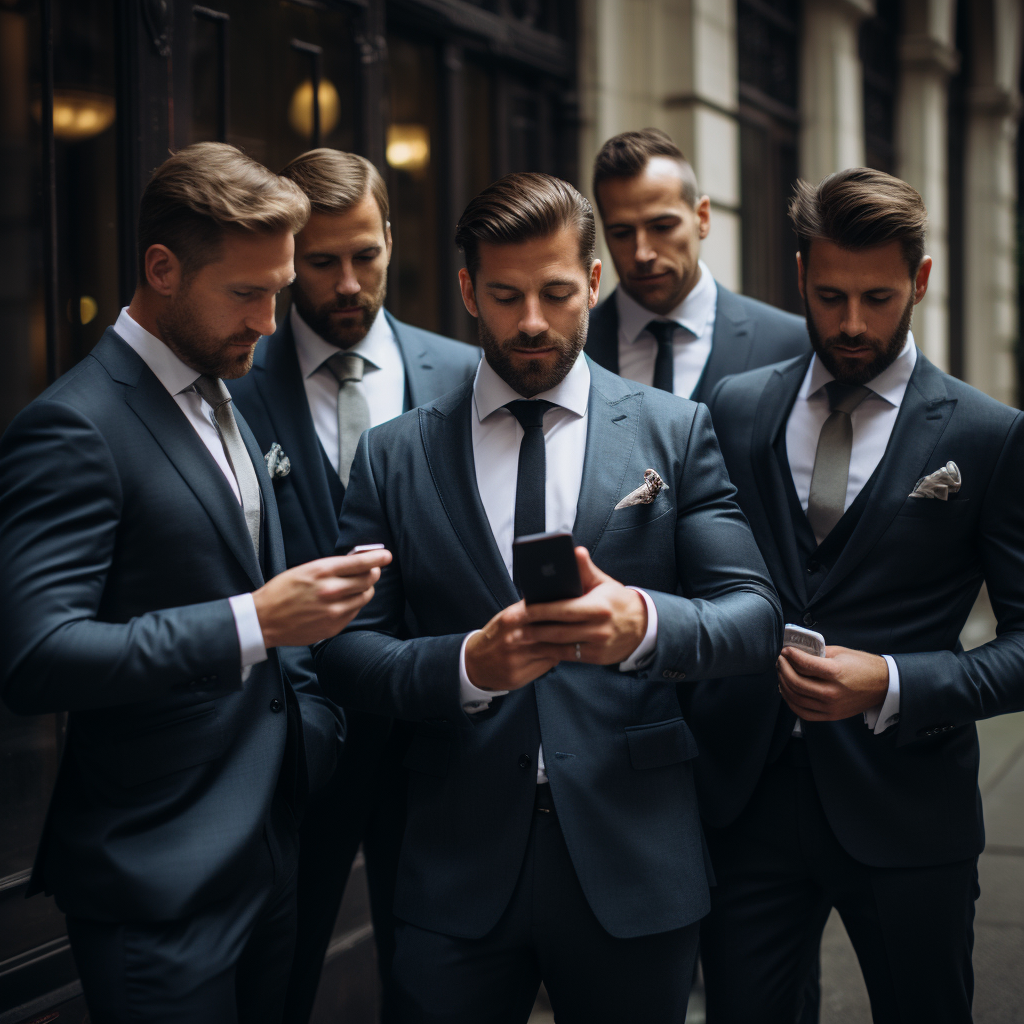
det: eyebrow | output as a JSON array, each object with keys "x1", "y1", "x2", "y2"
[
  {"x1": 484, "y1": 279, "x2": 579, "y2": 290},
  {"x1": 605, "y1": 212, "x2": 682, "y2": 229}
]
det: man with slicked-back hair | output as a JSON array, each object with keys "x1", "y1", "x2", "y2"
[
  {"x1": 586, "y1": 128, "x2": 808, "y2": 402},
  {"x1": 691, "y1": 167, "x2": 1024, "y2": 1023},
  {"x1": 313, "y1": 171, "x2": 782, "y2": 1022}
]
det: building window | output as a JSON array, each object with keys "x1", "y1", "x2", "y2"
[{"x1": 860, "y1": 0, "x2": 902, "y2": 174}]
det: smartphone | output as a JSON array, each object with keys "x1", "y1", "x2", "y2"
[
  {"x1": 512, "y1": 531, "x2": 583, "y2": 604},
  {"x1": 783, "y1": 624, "x2": 826, "y2": 658},
  {"x1": 344, "y1": 543, "x2": 386, "y2": 555}
]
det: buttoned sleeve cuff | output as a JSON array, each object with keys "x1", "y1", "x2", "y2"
[
  {"x1": 863, "y1": 654, "x2": 901, "y2": 734},
  {"x1": 458, "y1": 630, "x2": 508, "y2": 714},
  {"x1": 229, "y1": 593, "x2": 268, "y2": 683},
  {"x1": 619, "y1": 588, "x2": 658, "y2": 672}
]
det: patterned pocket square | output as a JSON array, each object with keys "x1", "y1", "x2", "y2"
[
  {"x1": 909, "y1": 460, "x2": 960, "y2": 500},
  {"x1": 614, "y1": 468, "x2": 669, "y2": 510},
  {"x1": 264, "y1": 443, "x2": 291, "y2": 479}
]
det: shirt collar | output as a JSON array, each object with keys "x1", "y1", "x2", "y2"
[
  {"x1": 801, "y1": 331, "x2": 919, "y2": 407},
  {"x1": 291, "y1": 303, "x2": 391, "y2": 379},
  {"x1": 615, "y1": 260, "x2": 718, "y2": 344},
  {"x1": 114, "y1": 307, "x2": 204, "y2": 396},
  {"x1": 473, "y1": 349, "x2": 591, "y2": 423}
]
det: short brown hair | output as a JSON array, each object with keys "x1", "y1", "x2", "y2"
[
  {"x1": 279, "y1": 148, "x2": 390, "y2": 230},
  {"x1": 592, "y1": 128, "x2": 700, "y2": 210},
  {"x1": 789, "y1": 167, "x2": 927, "y2": 277},
  {"x1": 455, "y1": 172, "x2": 596, "y2": 281},
  {"x1": 137, "y1": 142, "x2": 310, "y2": 281}
]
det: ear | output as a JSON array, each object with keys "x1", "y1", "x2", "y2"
[
  {"x1": 795, "y1": 251, "x2": 806, "y2": 302},
  {"x1": 459, "y1": 268, "x2": 479, "y2": 317},
  {"x1": 384, "y1": 221, "x2": 393, "y2": 266},
  {"x1": 913, "y1": 256, "x2": 932, "y2": 304},
  {"x1": 144, "y1": 244, "x2": 182, "y2": 297},
  {"x1": 588, "y1": 259, "x2": 602, "y2": 309},
  {"x1": 696, "y1": 195, "x2": 711, "y2": 240}
]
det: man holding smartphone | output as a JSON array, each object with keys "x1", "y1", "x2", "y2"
[
  {"x1": 313, "y1": 172, "x2": 782, "y2": 1022},
  {"x1": 690, "y1": 168, "x2": 1024, "y2": 1023}
]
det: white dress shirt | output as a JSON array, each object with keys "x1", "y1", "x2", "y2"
[
  {"x1": 291, "y1": 304, "x2": 406, "y2": 475},
  {"x1": 456, "y1": 352, "x2": 658, "y2": 782},
  {"x1": 615, "y1": 260, "x2": 717, "y2": 399},
  {"x1": 785, "y1": 332, "x2": 918, "y2": 734},
  {"x1": 114, "y1": 307, "x2": 267, "y2": 677}
]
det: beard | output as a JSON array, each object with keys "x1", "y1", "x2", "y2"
[
  {"x1": 156, "y1": 286, "x2": 260, "y2": 380},
  {"x1": 290, "y1": 276, "x2": 387, "y2": 350},
  {"x1": 478, "y1": 308, "x2": 589, "y2": 398},
  {"x1": 805, "y1": 291, "x2": 915, "y2": 386}
]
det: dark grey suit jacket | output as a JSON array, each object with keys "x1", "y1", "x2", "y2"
[
  {"x1": 585, "y1": 283, "x2": 809, "y2": 403},
  {"x1": 689, "y1": 350, "x2": 1024, "y2": 867},
  {"x1": 0, "y1": 329, "x2": 344, "y2": 922},
  {"x1": 313, "y1": 358, "x2": 783, "y2": 940}
]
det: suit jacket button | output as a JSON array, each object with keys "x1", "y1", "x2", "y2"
[
  {"x1": 518, "y1": 754, "x2": 531, "y2": 769},
  {"x1": 806, "y1": 560, "x2": 820, "y2": 574},
  {"x1": 802, "y1": 613, "x2": 815, "y2": 627},
  {"x1": 269, "y1": 698, "x2": 284, "y2": 713}
]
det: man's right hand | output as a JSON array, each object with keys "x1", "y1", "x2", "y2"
[
  {"x1": 464, "y1": 601, "x2": 561, "y2": 692},
  {"x1": 253, "y1": 549, "x2": 392, "y2": 649}
]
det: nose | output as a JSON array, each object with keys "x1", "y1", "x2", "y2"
[
  {"x1": 249, "y1": 293, "x2": 277, "y2": 338},
  {"x1": 840, "y1": 299, "x2": 867, "y2": 339},
  {"x1": 634, "y1": 230, "x2": 656, "y2": 265},
  {"x1": 335, "y1": 261, "x2": 361, "y2": 297},
  {"x1": 518, "y1": 294, "x2": 549, "y2": 337}
]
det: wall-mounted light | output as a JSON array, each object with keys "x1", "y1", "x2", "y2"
[
  {"x1": 288, "y1": 78, "x2": 340, "y2": 139},
  {"x1": 386, "y1": 124, "x2": 430, "y2": 173},
  {"x1": 33, "y1": 89, "x2": 115, "y2": 141}
]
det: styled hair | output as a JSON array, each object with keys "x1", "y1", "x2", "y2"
[
  {"x1": 137, "y1": 142, "x2": 309, "y2": 281},
  {"x1": 455, "y1": 172, "x2": 596, "y2": 280},
  {"x1": 592, "y1": 128, "x2": 700, "y2": 209},
  {"x1": 279, "y1": 147, "x2": 390, "y2": 229},
  {"x1": 789, "y1": 167, "x2": 928, "y2": 276}
]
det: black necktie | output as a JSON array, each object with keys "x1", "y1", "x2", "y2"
[
  {"x1": 646, "y1": 320, "x2": 676, "y2": 393},
  {"x1": 506, "y1": 400, "x2": 553, "y2": 584}
]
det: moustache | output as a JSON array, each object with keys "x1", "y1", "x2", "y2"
[
  {"x1": 326, "y1": 298, "x2": 369, "y2": 312},
  {"x1": 227, "y1": 329, "x2": 261, "y2": 346}
]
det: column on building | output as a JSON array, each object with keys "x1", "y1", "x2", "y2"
[
  {"x1": 962, "y1": 0, "x2": 1022, "y2": 406},
  {"x1": 896, "y1": 0, "x2": 959, "y2": 371},
  {"x1": 799, "y1": 0, "x2": 874, "y2": 183},
  {"x1": 577, "y1": 0, "x2": 742, "y2": 290}
]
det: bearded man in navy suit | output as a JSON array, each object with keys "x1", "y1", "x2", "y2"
[{"x1": 228, "y1": 148, "x2": 478, "y2": 1023}]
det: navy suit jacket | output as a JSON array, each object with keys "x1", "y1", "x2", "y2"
[
  {"x1": 313, "y1": 358, "x2": 783, "y2": 940},
  {"x1": 227, "y1": 310, "x2": 480, "y2": 567},
  {"x1": 585, "y1": 284, "x2": 809, "y2": 403},
  {"x1": 689, "y1": 350, "x2": 1024, "y2": 868},
  {"x1": 0, "y1": 329, "x2": 344, "y2": 923}
]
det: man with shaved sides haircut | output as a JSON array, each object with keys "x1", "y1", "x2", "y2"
[
  {"x1": 313, "y1": 172, "x2": 783, "y2": 1022},
  {"x1": 586, "y1": 128, "x2": 808, "y2": 401},
  {"x1": 227, "y1": 147, "x2": 479, "y2": 1023}
]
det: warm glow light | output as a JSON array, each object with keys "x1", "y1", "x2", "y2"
[
  {"x1": 79, "y1": 296, "x2": 98, "y2": 325},
  {"x1": 288, "y1": 79, "x2": 340, "y2": 139},
  {"x1": 34, "y1": 90, "x2": 115, "y2": 141},
  {"x1": 386, "y1": 124, "x2": 430, "y2": 172}
]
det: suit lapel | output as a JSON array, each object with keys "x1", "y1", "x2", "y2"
[
  {"x1": 584, "y1": 290, "x2": 621, "y2": 375},
  {"x1": 749, "y1": 355, "x2": 812, "y2": 608},
  {"x1": 254, "y1": 321, "x2": 342, "y2": 550},
  {"x1": 389, "y1": 311, "x2": 432, "y2": 411},
  {"x1": 573, "y1": 362, "x2": 643, "y2": 554},
  {"x1": 809, "y1": 354, "x2": 955, "y2": 608},
  {"x1": 692, "y1": 285, "x2": 755, "y2": 403},
  {"x1": 94, "y1": 332, "x2": 264, "y2": 589},
  {"x1": 238, "y1": 411, "x2": 279, "y2": 581},
  {"x1": 419, "y1": 382, "x2": 520, "y2": 610}
]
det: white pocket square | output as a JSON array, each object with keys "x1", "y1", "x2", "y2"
[
  {"x1": 264, "y1": 443, "x2": 292, "y2": 479},
  {"x1": 909, "y1": 461, "x2": 960, "y2": 500},
  {"x1": 614, "y1": 468, "x2": 669, "y2": 510}
]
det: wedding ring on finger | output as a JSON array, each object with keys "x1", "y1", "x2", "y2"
[{"x1": 575, "y1": 642, "x2": 582, "y2": 661}]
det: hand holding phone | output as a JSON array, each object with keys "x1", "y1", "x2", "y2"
[
  {"x1": 783, "y1": 623, "x2": 826, "y2": 658},
  {"x1": 511, "y1": 531, "x2": 583, "y2": 604}
]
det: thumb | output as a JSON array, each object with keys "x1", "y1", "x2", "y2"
[{"x1": 575, "y1": 546, "x2": 610, "y2": 593}]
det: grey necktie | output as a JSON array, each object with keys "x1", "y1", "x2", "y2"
[
  {"x1": 191, "y1": 375, "x2": 262, "y2": 554},
  {"x1": 325, "y1": 352, "x2": 371, "y2": 487},
  {"x1": 805, "y1": 381, "x2": 871, "y2": 545}
]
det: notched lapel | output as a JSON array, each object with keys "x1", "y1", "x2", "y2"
[
  {"x1": 389, "y1": 313, "x2": 432, "y2": 410},
  {"x1": 695, "y1": 286, "x2": 755, "y2": 401}
]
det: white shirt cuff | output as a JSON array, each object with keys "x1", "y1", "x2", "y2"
[
  {"x1": 459, "y1": 630, "x2": 508, "y2": 713},
  {"x1": 229, "y1": 593, "x2": 268, "y2": 683},
  {"x1": 863, "y1": 655, "x2": 901, "y2": 734},
  {"x1": 619, "y1": 588, "x2": 658, "y2": 672}
]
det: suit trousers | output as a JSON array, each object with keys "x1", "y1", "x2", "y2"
[
  {"x1": 66, "y1": 797, "x2": 299, "y2": 1024},
  {"x1": 700, "y1": 739, "x2": 979, "y2": 1024},
  {"x1": 391, "y1": 784, "x2": 700, "y2": 1024}
]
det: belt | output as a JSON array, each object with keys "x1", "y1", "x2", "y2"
[{"x1": 534, "y1": 783, "x2": 555, "y2": 814}]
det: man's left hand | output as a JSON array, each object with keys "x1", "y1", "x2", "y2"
[
  {"x1": 777, "y1": 645, "x2": 889, "y2": 721},
  {"x1": 518, "y1": 547, "x2": 647, "y2": 665}
]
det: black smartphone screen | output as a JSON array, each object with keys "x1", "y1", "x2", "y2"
[{"x1": 512, "y1": 531, "x2": 583, "y2": 604}]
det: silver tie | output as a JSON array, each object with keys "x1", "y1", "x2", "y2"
[
  {"x1": 192, "y1": 375, "x2": 262, "y2": 555},
  {"x1": 325, "y1": 352, "x2": 371, "y2": 487},
  {"x1": 806, "y1": 381, "x2": 871, "y2": 545}
]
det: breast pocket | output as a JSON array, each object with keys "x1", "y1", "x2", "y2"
[
  {"x1": 895, "y1": 497, "x2": 972, "y2": 521},
  {"x1": 605, "y1": 493, "x2": 674, "y2": 533},
  {"x1": 625, "y1": 716, "x2": 699, "y2": 769}
]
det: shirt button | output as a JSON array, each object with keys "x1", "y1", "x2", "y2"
[
  {"x1": 802, "y1": 613, "x2": 815, "y2": 627},
  {"x1": 269, "y1": 699, "x2": 284, "y2": 713},
  {"x1": 806, "y1": 560, "x2": 820, "y2": 574},
  {"x1": 518, "y1": 754, "x2": 531, "y2": 769}
]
